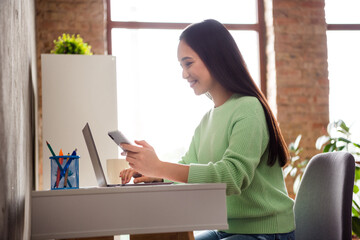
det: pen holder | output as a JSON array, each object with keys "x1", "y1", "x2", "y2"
[{"x1": 50, "y1": 155, "x2": 80, "y2": 190}]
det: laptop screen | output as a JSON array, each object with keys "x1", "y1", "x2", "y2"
[{"x1": 82, "y1": 123, "x2": 108, "y2": 187}]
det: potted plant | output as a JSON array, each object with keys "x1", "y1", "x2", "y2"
[
  {"x1": 51, "y1": 33, "x2": 93, "y2": 55},
  {"x1": 283, "y1": 134, "x2": 309, "y2": 195}
]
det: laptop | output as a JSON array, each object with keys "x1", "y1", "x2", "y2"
[{"x1": 82, "y1": 123, "x2": 172, "y2": 187}]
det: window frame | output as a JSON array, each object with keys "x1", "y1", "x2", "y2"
[
  {"x1": 327, "y1": 24, "x2": 360, "y2": 30},
  {"x1": 326, "y1": 20, "x2": 360, "y2": 137},
  {"x1": 106, "y1": 0, "x2": 267, "y2": 95}
]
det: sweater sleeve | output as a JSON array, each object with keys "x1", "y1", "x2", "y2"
[{"x1": 187, "y1": 111, "x2": 270, "y2": 196}]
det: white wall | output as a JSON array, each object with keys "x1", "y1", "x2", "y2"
[{"x1": 41, "y1": 54, "x2": 118, "y2": 189}]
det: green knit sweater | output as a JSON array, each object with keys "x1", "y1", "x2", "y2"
[{"x1": 179, "y1": 94, "x2": 295, "y2": 234}]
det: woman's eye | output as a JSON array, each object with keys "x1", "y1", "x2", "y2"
[{"x1": 185, "y1": 62, "x2": 193, "y2": 67}]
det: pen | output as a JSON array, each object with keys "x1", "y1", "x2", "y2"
[
  {"x1": 64, "y1": 153, "x2": 70, "y2": 188},
  {"x1": 61, "y1": 149, "x2": 77, "y2": 176},
  {"x1": 55, "y1": 149, "x2": 64, "y2": 188},
  {"x1": 58, "y1": 148, "x2": 77, "y2": 188}
]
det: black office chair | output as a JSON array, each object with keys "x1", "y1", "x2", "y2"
[{"x1": 294, "y1": 152, "x2": 355, "y2": 240}]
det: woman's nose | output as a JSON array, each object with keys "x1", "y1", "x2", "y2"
[{"x1": 182, "y1": 68, "x2": 190, "y2": 79}]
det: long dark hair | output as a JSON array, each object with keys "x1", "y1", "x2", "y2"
[{"x1": 180, "y1": 19, "x2": 289, "y2": 167}]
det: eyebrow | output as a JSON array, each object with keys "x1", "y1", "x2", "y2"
[{"x1": 181, "y1": 57, "x2": 193, "y2": 61}]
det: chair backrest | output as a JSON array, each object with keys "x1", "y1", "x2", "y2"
[{"x1": 294, "y1": 152, "x2": 355, "y2": 240}]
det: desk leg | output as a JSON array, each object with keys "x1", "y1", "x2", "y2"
[{"x1": 130, "y1": 231, "x2": 194, "y2": 240}]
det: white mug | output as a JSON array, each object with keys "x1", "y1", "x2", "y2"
[{"x1": 106, "y1": 158, "x2": 129, "y2": 184}]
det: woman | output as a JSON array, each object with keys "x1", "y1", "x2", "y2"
[{"x1": 120, "y1": 19, "x2": 295, "y2": 240}]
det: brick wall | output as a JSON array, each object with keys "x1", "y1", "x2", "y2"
[
  {"x1": 35, "y1": 0, "x2": 107, "y2": 189},
  {"x1": 266, "y1": 0, "x2": 329, "y2": 197},
  {"x1": 267, "y1": 0, "x2": 329, "y2": 158}
]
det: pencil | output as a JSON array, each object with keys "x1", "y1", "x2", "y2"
[
  {"x1": 46, "y1": 141, "x2": 56, "y2": 156},
  {"x1": 62, "y1": 149, "x2": 77, "y2": 188}
]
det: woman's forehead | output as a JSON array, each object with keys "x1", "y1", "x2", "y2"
[{"x1": 177, "y1": 40, "x2": 197, "y2": 61}]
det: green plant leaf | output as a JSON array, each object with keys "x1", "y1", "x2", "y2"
[
  {"x1": 328, "y1": 144, "x2": 336, "y2": 152},
  {"x1": 355, "y1": 167, "x2": 360, "y2": 181},
  {"x1": 353, "y1": 216, "x2": 360, "y2": 237},
  {"x1": 283, "y1": 165, "x2": 292, "y2": 178},
  {"x1": 338, "y1": 129, "x2": 349, "y2": 136},
  {"x1": 288, "y1": 142, "x2": 295, "y2": 151},
  {"x1": 323, "y1": 144, "x2": 330, "y2": 152},
  {"x1": 355, "y1": 185, "x2": 360, "y2": 194},
  {"x1": 316, "y1": 135, "x2": 330, "y2": 150},
  {"x1": 323, "y1": 143, "x2": 336, "y2": 152},
  {"x1": 353, "y1": 198, "x2": 360, "y2": 214},
  {"x1": 339, "y1": 120, "x2": 350, "y2": 133},
  {"x1": 291, "y1": 156, "x2": 300, "y2": 163},
  {"x1": 295, "y1": 148, "x2": 303, "y2": 156},
  {"x1": 338, "y1": 137, "x2": 352, "y2": 144},
  {"x1": 290, "y1": 167, "x2": 298, "y2": 177},
  {"x1": 294, "y1": 135, "x2": 302, "y2": 150},
  {"x1": 338, "y1": 146, "x2": 345, "y2": 151},
  {"x1": 51, "y1": 33, "x2": 93, "y2": 55},
  {"x1": 293, "y1": 174, "x2": 302, "y2": 195},
  {"x1": 298, "y1": 160, "x2": 309, "y2": 168},
  {"x1": 327, "y1": 121, "x2": 334, "y2": 135},
  {"x1": 353, "y1": 206, "x2": 360, "y2": 217}
]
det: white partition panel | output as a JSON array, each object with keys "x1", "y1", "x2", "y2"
[{"x1": 41, "y1": 54, "x2": 118, "y2": 189}]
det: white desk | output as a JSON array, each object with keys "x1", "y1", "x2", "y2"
[{"x1": 31, "y1": 183, "x2": 228, "y2": 240}]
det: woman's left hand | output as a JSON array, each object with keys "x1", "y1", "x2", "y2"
[{"x1": 121, "y1": 140, "x2": 162, "y2": 178}]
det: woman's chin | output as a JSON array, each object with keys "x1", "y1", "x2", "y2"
[{"x1": 192, "y1": 88, "x2": 206, "y2": 96}]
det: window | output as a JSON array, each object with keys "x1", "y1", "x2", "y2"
[
  {"x1": 107, "y1": 0, "x2": 264, "y2": 162},
  {"x1": 325, "y1": 0, "x2": 360, "y2": 141}
]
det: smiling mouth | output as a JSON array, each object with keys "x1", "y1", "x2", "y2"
[{"x1": 189, "y1": 80, "x2": 198, "y2": 88}]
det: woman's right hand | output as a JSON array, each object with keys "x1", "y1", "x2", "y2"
[{"x1": 120, "y1": 168, "x2": 163, "y2": 184}]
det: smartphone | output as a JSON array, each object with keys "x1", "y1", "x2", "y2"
[{"x1": 108, "y1": 130, "x2": 132, "y2": 151}]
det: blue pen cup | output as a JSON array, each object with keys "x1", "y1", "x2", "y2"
[{"x1": 50, "y1": 155, "x2": 79, "y2": 190}]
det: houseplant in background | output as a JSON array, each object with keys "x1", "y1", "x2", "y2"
[
  {"x1": 51, "y1": 33, "x2": 93, "y2": 55},
  {"x1": 283, "y1": 134, "x2": 309, "y2": 195}
]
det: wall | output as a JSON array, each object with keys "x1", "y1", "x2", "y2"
[
  {"x1": 35, "y1": 0, "x2": 107, "y2": 189},
  {"x1": 0, "y1": 0, "x2": 37, "y2": 239},
  {"x1": 266, "y1": 0, "x2": 329, "y2": 196}
]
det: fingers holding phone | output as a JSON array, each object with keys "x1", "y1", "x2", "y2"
[
  {"x1": 108, "y1": 130, "x2": 131, "y2": 151},
  {"x1": 108, "y1": 130, "x2": 162, "y2": 179}
]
